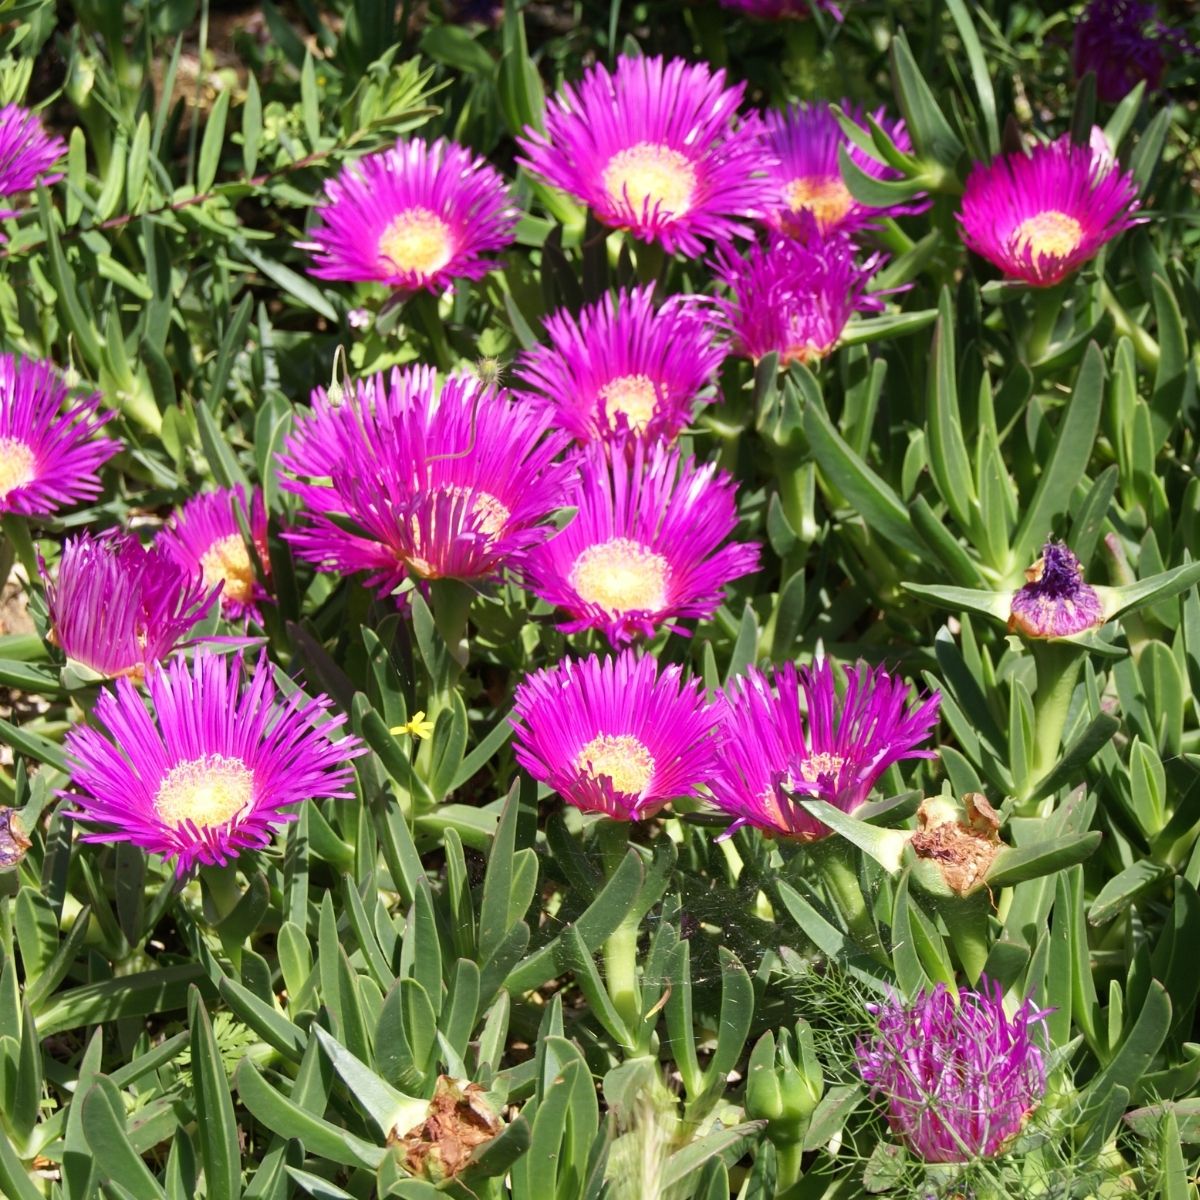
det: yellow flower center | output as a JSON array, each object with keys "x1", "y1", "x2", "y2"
[
  {"x1": 378, "y1": 208, "x2": 454, "y2": 278},
  {"x1": 406, "y1": 486, "x2": 511, "y2": 578},
  {"x1": 603, "y1": 142, "x2": 696, "y2": 220},
  {"x1": 154, "y1": 754, "x2": 254, "y2": 831},
  {"x1": 200, "y1": 534, "x2": 256, "y2": 606},
  {"x1": 598, "y1": 373, "x2": 660, "y2": 433},
  {"x1": 780, "y1": 342, "x2": 829, "y2": 368},
  {"x1": 796, "y1": 751, "x2": 846, "y2": 785},
  {"x1": 0, "y1": 437, "x2": 37, "y2": 500},
  {"x1": 1010, "y1": 210, "x2": 1083, "y2": 260},
  {"x1": 576, "y1": 733, "x2": 655, "y2": 795},
  {"x1": 783, "y1": 175, "x2": 854, "y2": 230},
  {"x1": 569, "y1": 538, "x2": 670, "y2": 614}
]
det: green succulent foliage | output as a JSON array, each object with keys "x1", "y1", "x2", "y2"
[{"x1": 0, "y1": 0, "x2": 1198, "y2": 1197}]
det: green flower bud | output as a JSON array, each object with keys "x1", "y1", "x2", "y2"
[{"x1": 744, "y1": 1024, "x2": 824, "y2": 1140}]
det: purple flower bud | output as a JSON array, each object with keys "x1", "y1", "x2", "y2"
[
  {"x1": 856, "y1": 979, "x2": 1049, "y2": 1163},
  {"x1": 1008, "y1": 541, "x2": 1105, "y2": 639}
]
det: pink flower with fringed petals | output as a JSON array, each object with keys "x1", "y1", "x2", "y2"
[
  {"x1": 517, "y1": 55, "x2": 775, "y2": 257},
  {"x1": 958, "y1": 137, "x2": 1141, "y2": 287},
  {"x1": 521, "y1": 439, "x2": 760, "y2": 645},
  {"x1": 64, "y1": 650, "x2": 365, "y2": 875},
  {"x1": 301, "y1": 137, "x2": 518, "y2": 294},
  {"x1": 510, "y1": 649, "x2": 720, "y2": 820},
  {"x1": 514, "y1": 286, "x2": 726, "y2": 448},
  {"x1": 710, "y1": 657, "x2": 940, "y2": 841}
]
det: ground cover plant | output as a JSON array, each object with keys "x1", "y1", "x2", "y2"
[{"x1": 0, "y1": 0, "x2": 1198, "y2": 1195}]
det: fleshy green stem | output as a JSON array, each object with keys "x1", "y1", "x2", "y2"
[
  {"x1": 1, "y1": 514, "x2": 41, "y2": 587},
  {"x1": 774, "y1": 456, "x2": 816, "y2": 546},
  {"x1": 411, "y1": 291, "x2": 454, "y2": 371},
  {"x1": 1026, "y1": 281, "x2": 1067, "y2": 366},
  {"x1": 200, "y1": 864, "x2": 243, "y2": 924},
  {"x1": 415, "y1": 579, "x2": 474, "y2": 786},
  {"x1": 598, "y1": 819, "x2": 640, "y2": 1043},
  {"x1": 633, "y1": 237, "x2": 665, "y2": 287},
  {"x1": 806, "y1": 836, "x2": 886, "y2": 962},
  {"x1": 1101, "y1": 282, "x2": 1160, "y2": 370},
  {"x1": 937, "y1": 891, "x2": 991, "y2": 984},
  {"x1": 1025, "y1": 639, "x2": 1086, "y2": 800}
]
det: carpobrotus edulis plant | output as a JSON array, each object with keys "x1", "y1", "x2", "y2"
[
  {"x1": 716, "y1": 227, "x2": 884, "y2": 365},
  {"x1": 42, "y1": 531, "x2": 218, "y2": 681},
  {"x1": 158, "y1": 486, "x2": 271, "y2": 623},
  {"x1": 513, "y1": 286, "x2": 726, "y2": 447},
  {"x1": 856, "y1": 979, "x2": 1049, "y2": 1164},
  {"x1": 521, "y1": 439, "x2": 760, "y2": 645},
  {"x1": 301, "y1": 136, "x2": 518, "y2": 294},
  {"x1": 517, "y1": 54, "x2": 775, "y2": 257},
  {"x1": 957, "y1": 138, "x2": 1140, "y2": 287},
  {"x1": 510, "y1": 649, "x2": 719, "y2": 820},
  {"x1": 762, "y1": 101, "x2": 924, "y2": 238},
  {"x1": 1007, "y1": 539, "x2": 1105, "y2": 639},
  {"x1": 63, "y1": 651, "x2": 365, "y2": 874},
  {"x1": 0, "y1": 353, "x2": 120, "y2": 518},
  {"x1": 710, "y1": 657, "x2": 940, "y2": 840},
  {"x1": 0, "y1": 103, "x2": 65, "y2": 218},
  {"x1": 284, "y1": 374, "x2": 572, "y2": 593}
]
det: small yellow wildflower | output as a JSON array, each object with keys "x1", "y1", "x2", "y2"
[{"x1": 390, "y1": 711, "x2": 436, "y2": 740}]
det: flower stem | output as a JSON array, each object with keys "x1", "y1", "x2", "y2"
[
  {"x1": 415, "y1": 579, "x2": 473, "y2": 788},
  {"x1": 411, "y1": 291, "x2": 454, "y2": 372},
  {"x1": 598, "y1": 818, "x2": 640, "y2": 1043},
  {"x1": 1101, "y1": 281, "x2": 1160, "y2": 370},
  {"x1": 0, "y1": 514, "x2": 41, "y2": 588},
  {"x1": 634, "y1": 237, "x2": 665, "y2": 288},
  {"x1": 1025, "y1": 640, "x2": 1085, "y2": 801},
  {"x1": 1026, "y1": 281, "x2": 1067, "y2": 366},
  {"x1": 806, "y1": 836, "x2": 886, "y2": 962},
  {"x1": 937, "y1": 891, "x2": 991, "y2": 984},
  {"x1": 200, "y1": 863, "x2": 243, "y2": 924}
]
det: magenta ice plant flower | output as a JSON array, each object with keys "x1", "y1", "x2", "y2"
[
  {"x1": 158, "y1": 487, "x2": 271, "y2": 623},
  {"x1": 717, "y1": 227, "x2": 884, "y2": 365},
  {"x1": 521, "y1": 440, "x2": 760, "y2": 645},
  {"x1": 517, "y1": 55, "x2": 775, "y2": 257},
  {"x1": 283, "y1": 374, "x2": 571, "y2": 595},
  {"x1": 301, "y1": 137, "x2": 518, "y2": 294},
  {"x1": 278, "y1": 364, "x2": 441, "y2": 517},
  {"x1": 856, "y1": 978, "x2": 1049, "y2": 1163},
  {"x1": 0, "y1": 104, "x2": 66, "y2": 219},
  {"x1": 763, "y1": 101, "x2": 925, "y2": 237},
  {"x1": 1007, "y1": 539, "x2": 1105, "y2": 639},
  {"x1": 42, "y1": 531, "x2": 219, "y2": 681},
  {"x1": 0, "y1": 354, "x2": 120, "y2": 518},
  {"x1": 958, "y1": 137, "x2": 1141, "y2": 287},
  {"x1": 513, "y1": 286, "x2": 726, "y2": 447},
  {"x1": 710, "y1": 657, "x2": 940, "y2": 841},
  {"x1": 510, "y1": 649, "x2": 720, "y2": 820},
  {"x1": 63, "y1": 650, "x2": 365, "y2": 875}
]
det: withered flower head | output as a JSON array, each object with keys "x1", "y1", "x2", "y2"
[
  {"x1": 391, "y1": 1076, "x2": 503, "y2": 1183},
  {"x1": 1008, "y1": 540, "x2": 1104, "y2": 639},
  {"x1": 0, "y1": 807, "x2": 31, "y2": 868},
  {"x1": 910, "y1": 793, "x2": 1003, "y2": 898}
]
